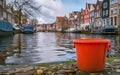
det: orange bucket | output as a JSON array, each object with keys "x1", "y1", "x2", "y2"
[{"x1": 73, "y1": 38, "x2": 110, "y2": 72}]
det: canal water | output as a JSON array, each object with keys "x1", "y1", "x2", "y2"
[{"x1": 0, "y1": 32, "x2": 120, "y2": 66}]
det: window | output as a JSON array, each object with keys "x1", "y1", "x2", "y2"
[
  {"x1": 111, "y1": 17, "x2": 113, "y2": 25},
  {"x1": 104, "y1": 19, "x2": 106, "y2": 25},
  {"x1": 119, "y1": 9, "x2": 120, "y2": 14},
  {"x1": 97, "y1": 5, "x2": 99, "y2": 10},
  {"x1": 0, "y1": 12, "x2": 2, "y2": 19},
  {"x1": 110, "y1": 8, "x2": 113, "y2": 14},
  {"x1": 103, "y1": 2, "x2": 108, "y2": 9},
  {"x1": 0, "y1": 1, "x2": 2, "y2": 6},
  {"x1": 103, "y1": 11, "x2": 105, "y2": 16},
  {"x1": 107, "y1": 19, "x2": 109, "y2": 25},
  {"x1": 111, "y1": 0, "x2": 118, "y2": 4},
  {"x1": 110, "y1": 7, "x2": 117, "y2": 14},
  {"x1": 114, "y1": 16, "x2": 117, "y2": 25},
  {"x1": 114, "y1": 7, "x2": 117, "y2": 14},
  {"x1": 106, "y1": 10, "x2": 108, "y2": 16}
]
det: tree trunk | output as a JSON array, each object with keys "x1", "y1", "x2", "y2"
[{"x1": 19, "y1": 8, "x2": 22, "y2": 26}]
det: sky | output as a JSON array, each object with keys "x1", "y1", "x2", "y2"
[{"x1": 35, "y1": 0, "x2": 102, "y2": 24}]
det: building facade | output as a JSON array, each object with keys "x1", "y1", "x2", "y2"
[
  {"x1": 94, "y1": 0, "x2": 103, "y2": 29},
  {"x1": 89, "y1": 4, "x2": 95, "y2": 29},
  {"x1": 102, "y1": 0, "x2": 110, "y2": 26},
  {"x1": 55, "y1": 16, "x2": 68, "y2": 31},
  {"x1": 13, "y1": 10, "x2": 28, "y2": 26},
  {"x1": 80, "y1": 9, "x2": 85, "y2": 30},
  {"x1": 68, "y1": 13, "x2": 74, "y2": 28},
  {"x1": 77, "y1": 12, "x2": 81, "y2": 29},
  {"x1": 0, "y1": 0, "x2": 13, "y2": 24},
  {"x1": 109, "y1": 0, "x2": 120, "y2": 28},
  {"x1": 83, "y1": 3, "x2": 92, "y2": 30}
]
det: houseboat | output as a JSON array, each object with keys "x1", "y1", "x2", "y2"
[
  {"x1": 21, "y1": 25, "x2": 34, "y2": 33},
  {"x1": 0, "y1": 20, "x2": 13, "y2": 36},
  {"x1": 102, "y1": 25, "x2": 116, "y2": 34}
]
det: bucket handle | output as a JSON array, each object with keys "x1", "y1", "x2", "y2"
[{"x1": 107, "y1": 44, "x2": 111, "y2": 51}]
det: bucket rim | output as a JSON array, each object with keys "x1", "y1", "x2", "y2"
[{"x1": 73, "y1": 38, "x2": 110, "y2": 44}]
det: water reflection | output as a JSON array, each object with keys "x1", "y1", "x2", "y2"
[{"x1": 0, "y1": 32, "x2": 120, "y2": 65}]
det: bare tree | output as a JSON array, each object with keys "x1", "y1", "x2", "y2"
[
  {"x1": 7, "y1": 0, "x2": 41, "y2": 26},
  {"x1": 30, "y1": 18, "x2": 38, "y2": 26}
]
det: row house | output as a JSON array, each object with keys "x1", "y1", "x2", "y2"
[
  {"x1": 76, "y1": 12, "x2": 81, "y2": 25},
  {"x1": 68, "y1": 11, "x2": 78, "y2": 29},
  {"x1": 0, "y1": 0, "x2": 28, "y2": 26},
  {"x1": 55, "y1": 16, "x2": 68, "y2": 31},
  {"x1": 0, "y1": 0, "x2": 13, "y2": 24},
  {"x1": 89, "y1": 4, "x2": 95, "y2": 29},
  {"x1": 76, "y1": 3, "x2": 95, "y2": 30},
  {"x1": 68, "y1": 12, "x2": 74, "y2": 28},
  {"x1": 36, "y1": 24, "x2": 47, "y2": 31},
  {"x1": 76, "y1": 11, "x2": 82, "y2": 29},
  {"x1": 94, "y1": 0, "x2": 103, "y2": 29},
  {"x1": 46, "y1": 23, "x2": 54, "y2": 31},
  {"x1": 109, "y1": 0, "x2": 120, "y2": 27},
  {"x1": 67, "y1": 0, "x2": 120, "y2": 32},
  {"x1": 36, "y1": 23, "x2": 56, "y2": 31},
  {"x1": 102, "y1": 0, "x2": 110, "y2": 27},
  {"x1": 13, "y1": 10, "x2": 28, "y2": 26},
  {"x1": 67, "y1": 0, "x2": 103, "y2": 31},
  {"x1": 75, "y1": 1, "x2": 103, "y2": 30},
  {"x1": 80, "y1": 9, "x2": 84, "y2": 29},
  {"x1": 83, "y1": 3, "x2": 90, "y2": 29},
  {"x1": 73, "y1": 11, "x2": 78, "y2": 29},
  {"x1": 36, "y1": 24, "x2": 43, "y2": 31}
]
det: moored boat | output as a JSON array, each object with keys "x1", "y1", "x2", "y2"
[
  {"x1": 21, "y1": 25, "x2": 34, "y2": 33},
  {"x1": 13, "y1": 24, "x2": 21, "y2": 34},
  {"x1": 0, "y1": 20, "x2": 13, "y2": 36},
  {"x1": 101, "y1": 25, "x2": 116, "y2": 34}
]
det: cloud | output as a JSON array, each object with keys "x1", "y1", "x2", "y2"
[
  {"x1": 37, "y1": 17, "x2": 47, "y2": 24},
  {"x1": 35, "y1": 0, "x2": 70, "y2": 24}
]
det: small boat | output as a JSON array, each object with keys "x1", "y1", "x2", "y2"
[
  {"x1": 91, "y1": 29, "x2": 102, "y2": 34},
  {"x1": 13, "y1": 24, "x2": 21, "y2": 34},
  {"x1": 102, "y1": 25, "x2": 116, "y2": 34},
  {"x1": 21, "y1": 25, "x2": 34, "y2": 33},
  {"x1": 0, "y1": 20, "x2": 13, "y2": 36}
]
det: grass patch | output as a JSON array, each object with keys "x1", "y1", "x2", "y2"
[
  {"x1": 106, "y1": 57, "x2": 119, "y2": 62},
  {"x1": 106, "y1": 57, "x2": 114, "y2": 62},
  {"x1": 36, "y1": 57, "x2": 120, "y2": 67},
  {"x1": 36, "y1": 60, "x2": 76, "y2": 67}
]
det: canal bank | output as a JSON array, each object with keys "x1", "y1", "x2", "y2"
[{"x1": 0, "y1": 57, "x2": 120, "y2": 75}]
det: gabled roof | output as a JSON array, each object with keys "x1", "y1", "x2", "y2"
[
  {"x1": 56, "y1": 16, "x2": 65, "y2": 22},
  {"x1": 77, "y1": 12, "x2": 81, "y2": 17},
  {"x1": 95, "y1": 0, "x2": 103, "y2": 10},
  {"x1": 86, "y1": 3, "x2": 96, "y2": 12},
  {"x1": 69, "y1": 13, "x2": 74, "y2": 18},
  {"x1": 99, "y1": 1, "x2": 103, "y2": 6},
  {"x1": 86, "y1": 3, "x2": 91, "y2": 10}
]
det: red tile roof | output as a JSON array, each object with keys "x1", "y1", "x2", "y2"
[{"x1": 56, "y1": 16, "x2": 65, "y2": 22}]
